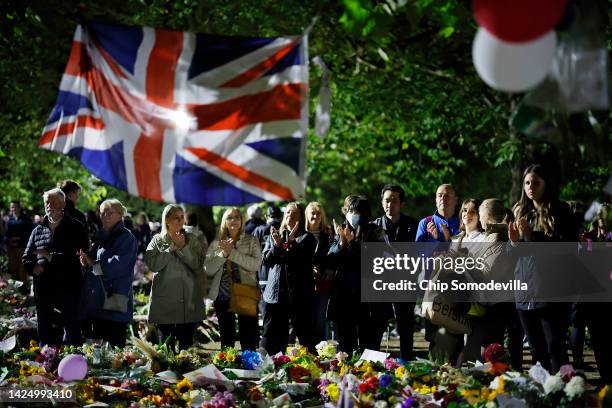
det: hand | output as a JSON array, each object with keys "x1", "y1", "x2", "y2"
[
  {"x1": 440, "y1": 223, "x2": 451, "y2": 242},
  {"x1": 288, "y1": 223, "x2": 299, "y2": 242},
  {"x1": 339, "y1": 224, "x2": 355, "y2": 248},
  {"x1": 34, "y1": 249, "x2": 51, "y2": 261},
  {"x1": 517, "y1": 218, "x2": 532, "y2": 240},
  {"x1": 218, "y1": 239, "x2": 234, "y2": 258},
  {"x1": 270, "y1": 226, "x2": 282, "y2": 247},
  {"x1": 508, "y1": 221, "x2": 520, "y2": 244},
  {"x1": 79, "y1": 249, "x2": 94, "y2": 267},
  {"x1": 170, "y1": 231, "x2": 186, "y2": 250},
  {"x1": 33, "y1": 264, "x2": 44, "y2": 276},
  {"x1": 426, "y1": 221, "x2": 439, "y2": 240}
]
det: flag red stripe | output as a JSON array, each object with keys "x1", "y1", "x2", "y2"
[
  {"x1": 221, "y1": 40, "x2": 298, "y2": 87},
  {"x1": 190, "y1": 83, "x2": 304, "y2": 131},
  {"x1": 186, "y1": 147, "x2": 295, "y2": 200},
  {"x1": 39, "y1": 116, "x2": 105, "y2": 146},
  {"x1": 133, "y1": 127, "x2": 165, "y2": 202},
  {"x1": 146, "y1": 29, "x2": 183, "y2": 107},
  {"x1": 64, "y1": 41, "x2": 89, "y2": 77}
]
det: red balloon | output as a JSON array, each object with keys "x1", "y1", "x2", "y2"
[{"x1": 472, "y1": 0, "x2": 567, "y2": 43}]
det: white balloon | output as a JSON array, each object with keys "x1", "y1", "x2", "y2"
[{"x1": 472, "y1": 27, "x2": 557, "y2": 92}]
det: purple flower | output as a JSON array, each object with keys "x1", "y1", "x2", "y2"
[{"x1": 402, "y1": 397, "x2": 414, "y2": 407}]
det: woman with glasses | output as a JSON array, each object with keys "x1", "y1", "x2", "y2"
[
  {"x1": 205, "y1": 208, "x2": 262, "y2": 351},
  {"x1": 145, "y1": 204, "x2": 206, "y2": 349},
  {"x1": 79, "y1": 199, "x2": 137, "y2": 347}
]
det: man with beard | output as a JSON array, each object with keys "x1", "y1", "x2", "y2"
[{"x1": 22, "y1": 188, "x2": 88, "y2": 345}]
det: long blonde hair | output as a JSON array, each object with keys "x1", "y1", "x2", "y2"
[
  {"x1": 160, "y1": 204, "x2": 184, "y2": 237},
  {"x1": 219, "y1": 207, "x2": 244, "y2": 240},
  {"x1": 305, "y1": 201, "x2": 328, "y2": 233}
]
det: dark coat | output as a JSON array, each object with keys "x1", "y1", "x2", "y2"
[
  {"x1": 64, "y1": 199, "x2": 86, "y2": 225},
  {"x1": 326, "y1": 222, "x2": 393, "y2": 322},
  {"x1": 372, "y1": 213, "x2": 418, "y2": 243},
  {"x1": 510, "y1": 200, "x2": 578, "y2": 310},
  {"x1": 22, "y1": 215, "x2": 89, "y2": 317},
  {"x1": 79, "y1": 221, "x2": 138, "y2": 322},
  {"x1": 262, "y1": 231, "x2": 315, "y2": 304},
  {"x1": 5, "y1": 213, "x2": 34, "y2": 248}
]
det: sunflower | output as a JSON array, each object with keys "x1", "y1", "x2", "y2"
[{"x1": 176, "y1": 377, "x2": 193, "y2": 394}]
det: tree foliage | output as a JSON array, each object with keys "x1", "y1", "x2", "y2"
[{"x1": 0, "y1": 0, "x2": 610, "y2": 222}]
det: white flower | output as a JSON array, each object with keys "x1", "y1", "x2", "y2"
[
  {"x1": 374, "y1": 401, "x2": 388, "y2": 408},
  {"x1": 564, "y1": 376, "x2": 585, "y2": 399},
  {"x1": 543, "y1": 375, "x2": 564, "y2": 395},
  {"x1": 336, "y1": 351, "x2": 349, "y2": 362},
  {"x1": 485, "y1": 401, "x2": 497, "y2": 408},
  {"x1": 528, "y1": 362, "x2": 550, "y2": 385}
]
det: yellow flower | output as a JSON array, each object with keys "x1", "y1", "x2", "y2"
[
  {"x1": 395, "y1": 366, "x2": 406, "y2": 379},
  {"x1": 176, "y1": 378, "x2": 193, "y2": 394},
  {"x1": 327, "y1": 384, "x2": 339, "y2": 402},
  {"x1": 28, "y1": 340, "x2": 40, "y2": 353},
  {"x1": 164, "y1": 387, "x2": 177, "y2": 399},
  {"x1": 598, "y1": 385, "x2": 610, "y2": 408},
  {"x1": 415, "y1": 384, "x2": 437, "y2": 394}
]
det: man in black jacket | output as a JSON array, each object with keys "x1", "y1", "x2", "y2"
[
  {"x1": 22, "y1": 188, "x2": 89, "y2": 346},
  {"x1": 58, "y1": 179, "x2": 86, "y2": 225},
  {"x1": 372, "y1": 184, "x2": 418, "y2": 360}
]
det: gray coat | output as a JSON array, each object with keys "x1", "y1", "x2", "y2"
[
  {"x1": 145, "y1": 232, "x2": 206, "y2": 324},
  {"x1": 205, "y1": 233, "x2": 261, "y2": 301}
]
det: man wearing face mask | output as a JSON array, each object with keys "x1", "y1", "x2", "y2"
[
  {"x1": 22, "y1": 188, "x2": 89, "y2": 346},
  {"x1": 373, "y1": 185, "x2": 418, "y2": 361},
  {"x1": 327, "y1": 195, "x2": 391, "y2": 355}
]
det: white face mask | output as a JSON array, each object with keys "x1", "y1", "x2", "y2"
[{"x1": 346, "y1": 212, "x2": 361, "y2": 229}]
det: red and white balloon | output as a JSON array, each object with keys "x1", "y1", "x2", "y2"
[{"x1": 471, "y1": 0, "x2": 567, "y2": 92}]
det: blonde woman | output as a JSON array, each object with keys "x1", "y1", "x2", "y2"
[
  {"x1": 305, "y1": 202, "x2": 333, "y2": 342},
  {"x1": 145, "y1": 204, "x2": 206, "y2": 349},
  {"x1": 205, "y1": 208, "x2": 262, "y2": 351}
]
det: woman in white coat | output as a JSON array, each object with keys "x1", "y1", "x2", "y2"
[{"x1": 205, "y1": 208, "x2": 262, "y2": 351}]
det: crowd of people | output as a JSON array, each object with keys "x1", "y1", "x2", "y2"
[{"x1": 1, "y1": 165, "x2": 611, "y2": 383}]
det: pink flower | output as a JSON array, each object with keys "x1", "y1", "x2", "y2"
[
  {"x1": 384, "y1": 358, "x2": 399, "y2": 370},
  {"x1": 559, "y1": 364, "x2": 575, "y2": 382}
]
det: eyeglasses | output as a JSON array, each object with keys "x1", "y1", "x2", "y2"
[{"x1": 101, "y1": 210, "x2": 119, "y2": 217}]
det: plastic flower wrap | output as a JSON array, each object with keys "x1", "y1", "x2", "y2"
[
  {"x1": 241, "y1": 350, "x2": 262, "y2": 370},
  {"x1": 315, "y1": 340, "x2": 338, "y2": 360}
]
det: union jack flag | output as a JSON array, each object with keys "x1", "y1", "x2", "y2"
[{"x1": 39, "y1": 23, "x2": 308, "y2": 205}]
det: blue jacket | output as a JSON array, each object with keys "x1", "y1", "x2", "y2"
[
  {"x1": 79, "y1": 222, "x2": 137, "y2": 322},
  {"x1": 415, "y1": 211, "x2": 460, "y2": 243}
]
